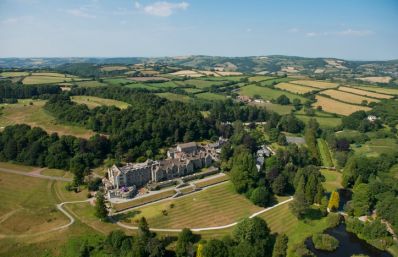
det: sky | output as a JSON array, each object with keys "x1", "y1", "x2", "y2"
[{"x1": 0, "y1": 0, "x2": 397, "y2": 60}]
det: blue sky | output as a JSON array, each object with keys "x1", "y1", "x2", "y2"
[{"x1": 0, "y1": 0, "x2": 397, "y2": 60}]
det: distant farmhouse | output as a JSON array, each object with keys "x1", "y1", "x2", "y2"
[{"x1": 105, "y1": 139, "x2": 227, "y2": 198}]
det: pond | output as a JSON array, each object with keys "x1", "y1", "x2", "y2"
[{"x1": 306, "y1": 223, "x2": 393, "y2": 257}]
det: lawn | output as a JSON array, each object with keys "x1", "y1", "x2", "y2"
[
  {"x1": 71, "y1": 96, "x2": 130, "y2": 109},
  {"x1": 240, "y1": 84, "x2": 307, "y2": 102},
  {"x1": 40, "y1": 168, "x2": 73, "y2": 178},
  {"x1": 352, "y1": 138, "x2": 398, "y2": 157},
  {"x1": 296, "y1": 114, "x2": 341, "y2": 129},
  {"x1": 0, "y1": 172, "x2": 68, "y2": 236},
  {"x1": 0, "y1": 161, "x2": 36, "y2": 172},
  {"x1": 196, "y1": 92, "x2": 227, "y2": 101},
  {"x1": 120, "y1": 182, "x2": 262, "y2": 229},
  {"x1": 317, "y1": 139, "x2": 334, "y2": 167},
  {"x1": 156, "y1": 93, "x2": 193, "y2": 103},
  {"x1": 322, "y1": 89, "x2": 379, "y2": 104},
  {"x1": 312, "y1": 95, "x2": 371, "y2": 116},
  {"x1": 0, "y1": 99, "x2": 96, "y2": 139},
  {"x1": 320, "y1": 169, "x2": 342, "y2": 192}
]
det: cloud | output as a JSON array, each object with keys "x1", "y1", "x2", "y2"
[
  {"x1": 288, "y1": 27, "x2": 299, "y2": 33},
  {"x1": 66, "y1": 8, "x2": 96, "y2": 18},
  {"x1": 135, "y1": 1, "x2": 189, "y2": 17}
]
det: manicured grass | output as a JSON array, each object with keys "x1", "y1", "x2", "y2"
[
  {"x1": 290, "y1": 80, "x2": 338, "y2": 89},
  {"x1": 0, "y1": 161, "x2": 36, "y2": 172},
  {"x1": 40, "y1": 168, "x2": 73, "y2": 178},
  {"x1": 338, "y1": 86, "x2": 393, "y2": 99},
  {"x1": 313, "y1": 95, "x2": 371, "y2": 116},
  {"x1": 317, "y1": 139, "x2": 334, "y2": 167},
  {"x1": 276, "y1": 82, "x2": 316, "y2": 94},
  {"x1": 121, "y1": 182, "x2": 262, "y2": 229},
  {"x1": 322, "y1": 89, "x2": 379, "y2": 104},
  {"x1": 320, "y1": 169, "x2": 342, "y2": 192},
  {"x1": 194, "y1": 176, "x2": 229, "y2": 188},
  {"x1": 196, "y1": 92, "x2": 227, "y2": 101},
  {"x1": 0, "y1": 172, "x2": 68, "y2": 235},
  {"x1": 352, "y1": 138, "x2": 398, "y2": 157},
  {"x1": 75, "y1": 80, "x2": 107, "y2": 88},
  {"x1": 0, "y1": 99, "x2": 96, "y2": 139},
  {"x1": 240, "y1": 84, "x2": 307, "y2": 102},
  {"x1": 113, "y1": 189, "x2": 177, "y2": 212},
  {"x1": 156, "y1": 93, "x2": 193, "y2": 103},
  {"x1": 71, "y1": 96, "x2": 130, "y2": 109},
  {"x1": 0, "y1": 71, "x2": 30, "y2": 77}
]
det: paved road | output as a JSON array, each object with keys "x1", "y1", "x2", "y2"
[
  {"x1": 0, "y1": 167, "x2": 72, "y2": 182},
  {"x1": 115, "y1": 197, "x2": 294, "y2": 232}
]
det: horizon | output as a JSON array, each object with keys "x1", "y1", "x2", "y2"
[{"x1": 0, "y1": 0, "x2": 398, "y2": 60}]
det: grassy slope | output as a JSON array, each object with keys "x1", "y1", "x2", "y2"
[
  {"x1": 0, "y1": 99, "x2": 96, "y2": 139},
  {"x1": 352, "y1": 138, "x2": 398, "y2": 157},
  {"x1": 240, "y1": 84, "x2": 307, "y2": 102},
  {"x1": 71, "y1": 96, "x2": 130, "y2": 109}
]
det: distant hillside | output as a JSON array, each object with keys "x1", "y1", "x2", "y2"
[{"x1": 1, "y1": 56, "x2": 397, "y2": 81}]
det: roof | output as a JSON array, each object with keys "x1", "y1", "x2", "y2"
[{"x1": 177, "y1": 142, "x2": 197, "y2": 150}]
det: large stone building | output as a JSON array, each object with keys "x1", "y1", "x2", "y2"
[{"x1": 107, "y1": 141, "x2": 220, "y2": 190}]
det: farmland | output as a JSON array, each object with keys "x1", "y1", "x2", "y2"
[
  {"x1": 290, "y1": 80, "x2": 338, "y2": 89},
  {"x1": 322, "y1": 89, "x2": 379, "y2": 104},
  {"x1": 75, "y1": 80, "x2": 107, "y2": 87},
  {"x1": 196, "y1": 92, "x2": 227, "y2": 101},
  {"x1": 120, "y1": 182, "x2": 262, "y2": 229},
  {"x1": 313, "y1": 95, "x2": 371, "y2": 116},
  {"x1": 0, "y1": 99, "x2": 96, "y2": 138},
  {"x1": 353, "y1": 85, "x2": 398, "y2": 95},
  {"x1": 22, "y1": 76, "x2": 76, "y2": 85},
  {"x1": 71, "y1": 96, "x2": 130, "y2": 109},
  {"x1": 156, "y1": 92, "x2": 192, "y2": 102},
  {"x1": 296, "y1": 114, "x2": 342, "y2": 128},
  {"x1": 352, "y1": 138, "x2": 398, "y2": 157},
  {"x1": 251, "y1": 102, "x2": 294, "y2": 115},
  {"x1": 0, "y1": 71, "x2": 30, "y2": 77},
  {"x1": 276, "y1": 82, "x2": 316, "y2": 94},
  {"x1": 338, "y1": 86, "x2": 393, "y2": 99},
  {"x1": 240, "y1": 84, "x2": 307, "y2": 102}
]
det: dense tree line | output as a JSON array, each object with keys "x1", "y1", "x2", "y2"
[
  {"x1": 0, "y1": 79, "x2": 61, "y2": 100},
  {"x1": 341, "y1": 111, "x2": 382, "y2": 132},
  {"x1": 0, "y1": 124, "x2": 110, "y2": 185}
]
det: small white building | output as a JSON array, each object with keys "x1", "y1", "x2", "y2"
[{"x1": 367, "y1": 115, "x2": 377, "y2": 122}]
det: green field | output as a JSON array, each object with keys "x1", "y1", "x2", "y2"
[
  {"x1": 120, "y1": 182, "x2": 262, "y2": 229},
  {"x1": 0, "y1": 161, "x2": 36, "y2": 172},
  {"x1": 103, "y1": 78, "x2": 133, "y2": 85},
  {"x1": 251, "y1": 102, "x2": 293, "y2": 115},
  {"x1": 248, "y1": 76, "x2": 275, "y2": 82},
  {"x1": 75, "y1": 80, "x2": 107, "y2": 87},
  {"x1": 0, "y1": 99, "x2": 96, "y2": 139},
  {"x1": 352, "y1": 138, "x2": 398, "y2": 157},
  {"x1": 22, "y1": 74, "x2": 81, "y2": 85},
  {"x1": 156, "y1": 93, "x2": 193, "y2": 102},
  {"x1": 125, "y1": 83, "x2": 158, "y2": 90},
  {"x1": 71, "y1": 96, "x2": 130, "y2": 109},
  {"x1": 176, "y1": 79, "x2": 227, "y2": 89},
  {"x1": 320, "y1": 169, "x2": 342, "y2": 192},
  {"x1": 317, "y1": 139, "x2": 334, "y2": 167},
  {"x1": 240, "y1": 84, "x2": 307, "y2": 102},
  {"x1": 390, "y1": 164, "x2": 398, "y2": 179},
  {"x1": 196, "y1": 92, "x2": 227, "y2": 101},
  {"x1": 0, "y1": 71, "x2": 30, "y2": 77}
]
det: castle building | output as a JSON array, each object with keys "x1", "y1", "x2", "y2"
[{"x1": 107, "y1": 142, "x2": 216, "y2": 190}]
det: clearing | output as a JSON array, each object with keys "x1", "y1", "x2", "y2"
[
  {"x1": 71, "y1": 96, "x2": 130, "y2": 109},
  {"x1": 0, "y1": 99, "x2": 96, "y2": 138},
  {"x1": 312, "y1": 95, "x2": 371, "y2": 116}
]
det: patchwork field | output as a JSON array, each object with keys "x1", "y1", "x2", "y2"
[
  {"x1": 100, "y1": 66, "x2": 128, "y2": 71},
  {"x1": 240, "y1": 84, "x2": 307, "y2": 102},
  {"x1": 169, "y1": 70, "x2": 204, "y2": 77},
  {"x1": 71, "y1": 96, "x2": 130, "y2": 109},
  {"x1": 357, "y1": 76, "x2": 392, "y2": 83},
  {"x1": 175, "y1": 79, "x2": 226, "y2": 89},
  {"x1": 296, "y1": 114, "x2": 341, "y2": 129},
  {"x1": 75, "y1": 80, "x2": 107, "y2": 88},
  {"x1": 313, "y1": 95, "x2": 371, "y2": 116},
  {"x1": 22, "y1": 76, "x2": 76, "y2": 85},
  {"x1": 322, "y1": 89, "x2": 379, "y2": 104},
  {"x1": 276, "y1": 82, "x2": 316, "y2": 94},
  {"x1": 0, "y1": 71, "x2": 30, "y2": 77},
  {"x1": 0, "y1": 99, "x2": 96, "y2": 138},
  {"x1": 31, "y1": 72, "x2": 75, "y2": 77},
  {"x1": 120, "y1": 182, "x2": 262, "y2": 229},
  {"x1": 248, "y1": 76, "x2": 274, "y2": 82},
  {"x1": 353, "y1": 85, "x2": 398, "y2": 95},
  {"x1": 291, "y1": 80, "x2": 338, "y2": 89},
  {"x1": 338, "y1": 86, "x2": 393, "y2": 99},
  {"x1": 0, "y1": 172, "x2": 68, "y2": 236}
]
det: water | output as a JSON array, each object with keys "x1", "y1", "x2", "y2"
[{"x1": 305, "y1": 224, "x2": 393, "y2": 257}]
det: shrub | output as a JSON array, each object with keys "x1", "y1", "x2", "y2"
[{"x1": 312, "y1": 233, "x2": 339, "y2": 251}]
